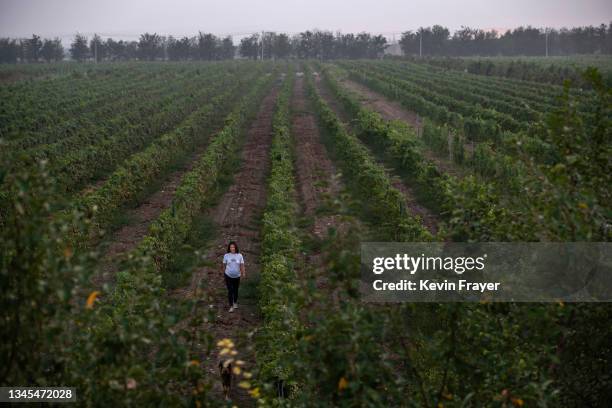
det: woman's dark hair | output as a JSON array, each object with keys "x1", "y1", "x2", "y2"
[{"x1": 227, "y1": 241, "x2": 239, "y2": 253}]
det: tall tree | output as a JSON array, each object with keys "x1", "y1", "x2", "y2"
[
  {"x1": 40, "y1": 38, "x2": 64, "y2": 62},
  {"x1": 137, "y1": 33, "x2": 163, "y2": 61},
  {"x1": 89, "y1": 34, "x2": 106, "y2": 62},
  {"x1": 239, "y1": 34, "x2": 260, "y2": 59},
  {"x1": 219, "y1": 36, "x2": 235, "y2": 59},
  {"x1": 318, "y1": 31, "x2": 336, "y2": 59},
  {"x1": 0, "y1": 38, "x2": 19, "y2": 63},
  {"x1": 24, "y1": 34, "x2": 42, "y2": 62},
  {"x1": 272, "y1": 33, "x2": 292, "y2": 59},
  {"x1": 399, "y1": 30, "x2": 418, "y2": 56},
  {"x1": 70, "y1": 34, "x2": 89, "y2": 62},
  {"x1": 369, "y1": 34, "x2": 388, "y2": 58},
  {"x1": 197, "y1": 32, "x2": 218, "y2": 60},
  {"x1": 430, "y1": 25, "x2": 450, "y2": 54},
  {"x1": 124, "y1": 41, "x2": 138, "y2": 60},
  {"x1": 167, "y1": 36, "x2": 193, "y2": 61},
  {"x1": 261, "y1": 32, "x2": 276, "y2": 59},
  {"x1": 295, "y1": 31, "x2": 315, "y2": 59},
  {"x1": 105, "y1": 38, "x2": 125, "y2": 61}
]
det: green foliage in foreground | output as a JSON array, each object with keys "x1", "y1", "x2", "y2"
[
  {"x1": 0, "y1": 69, "x2": 275, "y2": 406},
  {"x1": 255, "y1": 69, "x2": 304, "y2": 397},
  {"x1": 263, "y1": 207, "x2": 612, "y2": 407},
  {"x1": 0, "y1": 161, "x2": 209, "y2": 405}
]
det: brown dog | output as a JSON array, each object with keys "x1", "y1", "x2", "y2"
[{"x1": 219, "y1": 360, "x2": 232, "y2": 400}]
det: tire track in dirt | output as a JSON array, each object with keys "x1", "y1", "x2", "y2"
[
  {"x1": 292, "y1": 74, "x2": 348, "y2": 239},
  {"x1": 176, "y1": 87, "x2": 279, "y2": 406},
  {"x1": 92, "y1": 145, "x2": 209, "y2": 288},
  {"x1": 340, "y1": 78, "x2": 422, "y2": 127},
  {"x1": 338, "y1": 77, "x2": 467, "y2": 180},
  {"x1": 290, "y1": 73, "x2": 363, "y2": 304},
  {"x1": 315, "y1": 74, "x2": 439, "y2": 235}
]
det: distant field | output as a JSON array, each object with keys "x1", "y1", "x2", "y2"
[
  {"x1": 463, "y1": 54, "x2": 612, "y2": 70},
  {"x1": 406, "y1": 54, "x2": 612, "y2": 88},
  {"x1": 0, "y1": 61, "x2": 91, "y2": 83}
]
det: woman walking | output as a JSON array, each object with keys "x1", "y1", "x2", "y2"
[{"x1": 222, "y1": 241, "x2": 245, "y2": 313}]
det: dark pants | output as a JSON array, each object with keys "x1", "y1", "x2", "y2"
[{"x1": 224, "y1": 274, "x2": 240, "y2": 306}]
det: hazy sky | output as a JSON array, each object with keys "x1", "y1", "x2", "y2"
[{"x1": 1, "y1": 0, "x2": 611, "y2": 41}]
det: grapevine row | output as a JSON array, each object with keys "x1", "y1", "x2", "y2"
[
  {"x1": 304, "y1": 66, "x2": 431, "y2": 241},
  {"x1": 0, "y1": 65, "x2": 161, "y2": 139},
  {"x1": 70, "y1": 76, "x2": 255, "y2": 242},
  {"x1": 12, "y1": 66, "x2": 257, "y2": 196},
  {"x1": 255, "y1": 69, "x2": 302, "y2": 392},
  {"x1": 3, "y1": 67, "x2": 202, "y2": 149},
  {"x1": 319, "y1": 65, "x2": 539, "y2": 241},
  {"x1": 320, "y1": 64, "x2": 609, "y2": 241}
]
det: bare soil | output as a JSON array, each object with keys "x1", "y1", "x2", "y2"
[
  {"x1": 290, "y1": 73, "x2": 366, "y2": 310},
  {"x1": 175, "y1": 87, "x2": 279, "y2": 406},
  {"x1": 339, "y1": 78, "x2": 467, "y2": 179},
  {"x1": 291, "y1": 75, "x2": 348, "y2": 239},
  {"x1": 340, "y1": 79, "x2": 421, "y2": 126},
  {"x1": 92, "y1": 146, "x2": 208, "y2": 287},
  {"x1": 316, "y1": 76, "x2": 439, "y2": 235}
]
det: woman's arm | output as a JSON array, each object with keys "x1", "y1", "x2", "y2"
[{"x1": 240, "y1": 263, "x2": 246, "y2": 278}]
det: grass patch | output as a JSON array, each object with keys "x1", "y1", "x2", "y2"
[{"x1": 164, "y1": 215, "x2": 218, "y2": 290}]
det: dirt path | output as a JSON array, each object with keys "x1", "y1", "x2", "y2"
[
  {"x1": 92, "y1": 146, "x2": 208, "y2": 287},
  {"x1": 176, "y1": 87, "x2": 279, "y2": 406},
  {"x1": 315, "y1": 75, "x2": 439, "y2": 235},
  {"x1": 338, "y1": 77, "x2": 467, "y2": 180},
  {"x1": 290, "y1": 73, "x2": 367, "y2": 307},
  {"x1": 292, "y1": 75, "x2": 347, "y2": 238},
  {"x1": 340, "y1": 78, "x2": 421, "y2": 127}
]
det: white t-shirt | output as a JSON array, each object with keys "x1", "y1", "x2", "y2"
[{"x1": 223, "y1": 252, "x2": 244, "y2": 278}]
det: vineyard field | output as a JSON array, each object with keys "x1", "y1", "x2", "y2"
[
  {"x1": 407, "y1": 54, "x2": 612, "y2": 88},
  {"x1": 1, "y1": 60, "x2": 610, "y2": 407}
]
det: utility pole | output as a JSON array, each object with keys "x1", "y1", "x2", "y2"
[
  {"x1": 545, "y1": 28, "x2": 549, "y2": 57},
  {"x1": 94, "y1": 34, "x2": 98, "y2": 63},
  {"x1": 419, "y1": 29, "x2": 422, "y2": 58},
  {"x1": 261, "y1": 30, "x2": 264, "y2": 60}
]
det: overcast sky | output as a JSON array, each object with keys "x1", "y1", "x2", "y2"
[{"x1": 1, "y1": 0, "x2": 610, "y2": 41}]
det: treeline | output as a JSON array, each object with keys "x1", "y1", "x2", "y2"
[
  {"x1": 0, "y1": 31, "x2": 388, "y2": 63},
  {"x1": 0, "y1": 35, "x2": 64, "y2": 63},
  {"x1": 1, "y1": 22, "x2": 611, "y2": 63},
  {"x1": 400, "y1": 23, "x2": 612, "y2": 56},
  {"x1": 71, "y1": 33, "x2": 237, "y2": 62},
  {"x1": 411, "y1": 56, "x2": 612, "y2": 88}
]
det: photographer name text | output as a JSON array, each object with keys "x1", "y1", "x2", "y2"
[{"x1": 372, "y1": 279, "x2": 500, "y2": 292}]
